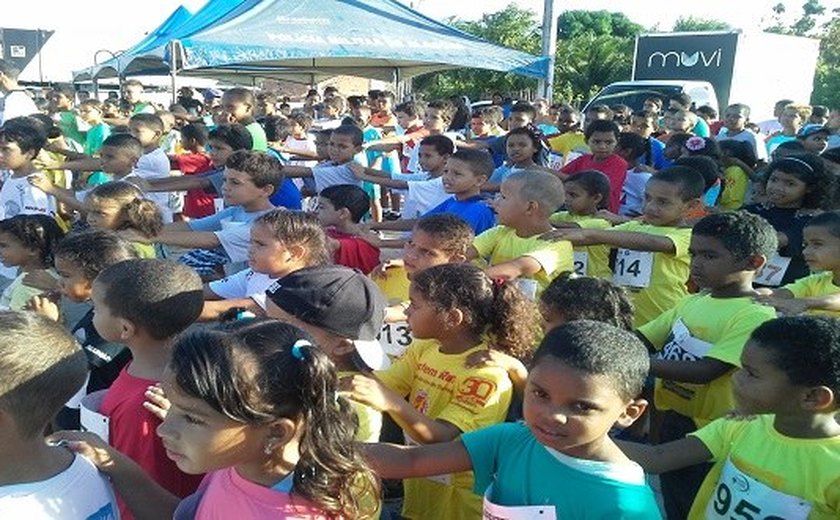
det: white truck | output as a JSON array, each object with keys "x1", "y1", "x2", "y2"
[{"x1": 585, "y1": 30, "x2": 820, "y2": 121}]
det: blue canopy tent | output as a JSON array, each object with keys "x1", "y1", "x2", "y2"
[{"x1": 168, "y1": 0, "x2": 549, "y2": 83}]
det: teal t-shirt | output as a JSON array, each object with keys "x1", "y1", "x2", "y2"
[
  {"x1": 461, "y1": 422, "x2": 661, "y2": 519},
  {"x1": 59, "y1": 111, "x2": 86, "y2": 147},
  {"x1": 245, "y1": 121, "x2": 268, "y2": 151},
  {"x1": 84, "y1": 122, "x2": 111, "y2": 156}
]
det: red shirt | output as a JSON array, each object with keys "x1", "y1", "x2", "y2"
[
  {"x1": 562, "y1": 153, "x2": 628, "y2": 213},
  {"x1": 327, "y1": 228, "x2": 381, "y2": 274},
  {"x1": 175, "y1": 152, "x2": 215, "y2": 218},
  {"x1": 101, "y1": 366, "x2": 203, "y2": 520}
]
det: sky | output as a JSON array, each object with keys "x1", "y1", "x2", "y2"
[{"x1": 5, "y1": 0, "x2": 837, "y2": 82}]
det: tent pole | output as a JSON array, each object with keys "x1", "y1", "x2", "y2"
[
  {"x1": 169, "y1": 40, "x2": 180, "y2": 106},
  {"x1": 538, "y1": 0, "x2": 558, "y2": 101}
]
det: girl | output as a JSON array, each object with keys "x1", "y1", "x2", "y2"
[
  {"x1": 616, "y1": 132, "x2": 653, "y2": 217},
  {"x1": 55, "y1": 319, "x2": 380, "y2": 519},
  {"x1": 745, "y1": 152, "x2": 837, "y2": 286},
  {"x1": 346, "y1": 263, "x2": 539, "y2": 520},
  {"x1": 486, "y1": 125, "x2": 549, "y2": 191},
  {"x1": 549, "y1": 170, "x2": 613, "y2": 278},
  {"x1": 84, "y1": 181, "x2": 164, "y2": 258},
  {"x1": 0, "y1": 214, "x2": 64, "y2": 310},
  {"x1": 539, "y1": 272, "x2": 634, "y2": 332},
  {"x1": 717, "y1": 139, "x2": 757, "y2": 210}
]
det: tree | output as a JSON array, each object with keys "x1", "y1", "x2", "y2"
[
  {"x1": 811, "y1": 16, "x2": 840, "y2": 107},
  {"x1": 556, "y1": 10, "x2": 643, "y2": 39},
  {"x1": 554, "y1": 33, "x2": 635, "y2": 104},
  {"x1": 672, "y1": 16, "x2": 732, "y2": 32}
]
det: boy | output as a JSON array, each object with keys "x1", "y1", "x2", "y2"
[
  {"x1": 79, "y1": 99, "x2": 111, "y2": 157},
  {"x1": 314, "y1": 95, "x2": 346, "y2": 130},
  {"x1": 362, "y1": 320, "x2": 660, "y2": 519},
  {"x1": 637, "y1": 211, "x2": 779, "y2": 519},
  {"x1": 219, "y1": 87, "x2": 267, "y2": 151},
  {"x1": 174, "y1": 123, "x2": 214, "y2": 219},
  {"x1": 0, "y1": 311, "x2": 118, "y2": 517},
  {"x1": 630, "y1": 109, "x2": 669, "y2": 170},
  {"x1": 796, "y1": 123, "x2": 830, "y2": 155},
  {"x1": 135, "y1": 150, "x2": 281, "y2": 279},
  {"x1": 317, "y1": 184, "x2": 381, "y2": 274},
  {"x1": 468, "y1": 170, "x2": 572, "y2": 297},
  {"x1": 717, "y1": 103, "x2": 769, "y2": 163},
  {"x1": 91, "y1": 259, "x2": 204, "y2": 518},
  {"x1": 560, "y1": 119, "x2": 627, "y2": 213},
  {"x1": 127, "y1": 113, "x2": 175, "y2": 222},
  {"x1": 621, "y1": 315, "x2": 840, "y2": 519},
  {"x1": 667, "y1": 93, "x2": 710, "y2": 137},
  {"x1": 48, "y1": 85, "x2": 86, "y2": 148},
  {"x1": 368, "y1": 149, "x2": 496, "y2": 235},
  {"x1": 544, "y1": 167, "x2": 705, "y2": 326},
  {"x1": 548, "y1": 105, "x2": 609, "y2": 165},
  {"x1": 265, "y1": 264, "x2": 389, "y2": 442},
  {"x1": 0, "y1": 118, "x2": 54, "y2": 222},
  {"x1": 280, "y1": 124, "x2": 364, "y2": 193}
]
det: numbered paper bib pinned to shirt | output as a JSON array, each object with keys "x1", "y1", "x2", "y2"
[
  {"x1": 80, "y1": 390, "x2": 110, "y2": 443},
  {"x1": 657, "y1": 318, "x2": 713, "y2": 361},
  {"x1": 573, "y1": 251, "x2": 588, "y2": 276},
  {"x1": 547, "y1": 152, "x2": 564, "y2": 171},
  {"x1": 612, "y1": 249, "x2": 653, "y2": 288},
  {"x1": 483, "y1": 485, "x2": 557, "y2": 520},
  {"x1": 753, "y1": 255, "x2": 792, "y2": 287},
  {"x1": 378, "y1": 322, "x2": 413, "y2": 358},
  {"x1": 705, "y1": 458, "x2": 811, "y2": 520}
]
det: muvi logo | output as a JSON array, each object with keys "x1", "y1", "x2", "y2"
[{"x1": 647, "y1": 49, "x2": 722, "y2": 68}]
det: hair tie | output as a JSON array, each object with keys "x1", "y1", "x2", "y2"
[
  {"x1": 291, "y1": 339, "x2": 312, "y2": 360},
  {"x1": 492, "y1": 277, "x2": 506, "y2": 288},
  {"x1": 779, "y1": 156, "x2": 814, "y2": 173},
  {"x1": 685, "y1": 136, "x2": 706, "y2": 152}
]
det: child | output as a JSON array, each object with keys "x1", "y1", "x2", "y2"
[
  {"x1": 539, "y1": 272, "x2": 634, "y2": 331},
  {"x1": 220, "y1": 87, "x2": 267, "y2": 151},
  {"x1": 143, "y1": 150, "x2": 281, "y2": 279},
  {"x1": 544, "y1": 167, "x2": 704, "y2": 326},
  {"x1": 718, "y1": 139, "x2": 757, "y2": 210},
  {"x1": 202, "y1": 209, "x2": 329, "y2": 321},
  {"x1": 621, "y1": 315, "x2": 840, "y2": 519},
  {"x1": 91, "y1": 259, "x2": 205, "y2": 518},
  {"x1": 346, "y1": 262, "x2": 540, "y2": 519},
  {"x1": 83, "y1": 181, "x2": 163, "y2": 258},
  {"x1": 550, "y1": 170, "x2": 613, "y2": 278},
  {"x1": 0, "y1": 214, "x2": 63, "y2": 310},
  {"x1": 78, "y1": 99, "x2": 111, "y2": 157},
  {"x1": 174, "y1": 122, "x2": 214, "y2": 219},
  {"x1": 281, "y1": 112, "x2": 318, "y2": 167},
  {"x1": 757, "y1": 211, "x2": 840, "y2": 316},
  {"x1": 796, "y1": 123, "x2": 830, "y2": 155},
  {"x1": 637, "y1": 211, "x2": 779, "y2": 519},
  {"x1": 126, "y1": 113, "x2": 177, "y2": 223},
  {"x1": 0, "y1": 311, "x2": 118, "y2": 517},
  {"x1": 317, "y1": 184, "x2": 381, "y2": 274},
  {"x1": 0, "y1": 118, "x2": 54, "y2": 222},
  {"x1": 717, "y1": 103, "x2": 769, "y2": 164},
  {"x1": 369, "y1": 149, "x2": 496, "y2": 235},
  {"x1": 54, "y1": 319, "x2": 380, "y2": 518},
  {"x1": 765, "y1": 103, "x2": 806, "y2": 155},
  {"x1": 470, "y1": 170, "x2": 572, "y2": 296},
  {"x1": 362, "y1": 320, "x2": 660, "y2": 519},
  {"x1": 561, "y1": 119, "x2": 627, "y2": 212},
  {"x1": 280, "y1": 124, "x2": 365, "y2": 193},
  {"x1": 26, "y1": 230, "x2": 139, "y2": 427},
  {"x1": 485, "y1": 125, "x2": 549, "y2": 191},
  {"x1": 744, "y1": 153, "x2": 836, "y2": 286},
  {"x1": 616, "y1": 132, "x2": 654, "y2": 216}
]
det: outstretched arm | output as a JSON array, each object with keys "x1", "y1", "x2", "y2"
[
  {"x1": 359, "y1": 440, "x2": 473, "y2": 479},
  {"x1": 542, "y1": 228, "x2": 677, "y2": 254}
]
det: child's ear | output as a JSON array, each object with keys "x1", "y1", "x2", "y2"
[
  {"x1": 118, "y1": 318, "x2": 137, "y2": 341},
  {"x1": 801, "y1": 385, "x2": 835, "y2": 411},
  {"x1": 684, "y1": 197, "x2": 703, "y2": 214},
  {"x1": 744, "y1": 254, "x2": 766, "y2": 271},
  {"x1": 615, "y1": 398, "x2": 648, "y2": 428},
  {"x1": 288, "y1": 243, "x2": 308, "y2": 261},
  {"x1": 261, "y1": 183, "x2": 276, "y2": 197},
  {"x1": 443, "y1": 307, "x2": 465, "y2": 330},
  {"x1": 264, "y1": 417, "x2": 298, "y2": 452}
]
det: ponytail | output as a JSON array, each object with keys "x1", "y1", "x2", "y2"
[
  {"x1": 122, "y1": 198, "x2": 164, "y2": 238},
  {"x1": 486, "y1": 279, "x2": 540, "y2": 359}
]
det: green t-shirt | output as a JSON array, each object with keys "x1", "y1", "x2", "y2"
[
  {"x1": 245, "y1": 121, "x2": 268, "y2": 151},
  {"x1": 84, "y1": 122, "x2": 111, "y2": 156}
]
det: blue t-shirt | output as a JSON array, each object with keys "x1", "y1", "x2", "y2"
[
  {"x1": 266, "y1": 148, "x2": 303, "y2": 210},
  {"x1": 188, "y1": 206, "x2": 264, "y2": 232},
  {"x1": 488, "y1": 164, "x2": 525, "y2": 185},
  {"x1": 461, "y1": 422, "x2": 661, "y2": 519},
  {"x1": 638, "y1": 137, "x2": 670, "y2": 170},
  {"x1": 424, "y1": 195, "x2": 496, "y2": 235}
]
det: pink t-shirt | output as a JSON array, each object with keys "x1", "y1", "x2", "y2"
[
  {"x1": 193, "y1": 467, "x2": 330, "y2": 519},
  {"x1": 562, "y1": 153, "x2": 628, "y2": 213}
]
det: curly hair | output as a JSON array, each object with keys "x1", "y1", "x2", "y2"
[
  {"x1": 0, "y1": 214, "x2": 65, "y2": 268},
  {"x1": 85, "y1": 181, "x2": 164, "y2": 238},
  {"x1": 540, "y1": 273, "x2": 634, "y2": 330}
]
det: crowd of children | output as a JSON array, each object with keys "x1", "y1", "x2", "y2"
[{"x1": 0, "y1": 68, "x2": 838, "y2": 520}]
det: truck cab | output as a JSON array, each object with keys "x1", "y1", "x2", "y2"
[{"x1": 583, "y1": 80, "x2": 718, "y2": 114}]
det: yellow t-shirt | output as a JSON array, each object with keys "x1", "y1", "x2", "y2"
[
  {"x1": 549, "y1": 211, "x2": 612, "y2": 278},
  {"x1": 338, "y1": 370, "x2": 382, "y2": 442},
  {"x1": 132, "y1": 241, "x2": 157, "y2": 259},
  {"x1": 639, "y1": 294, "x2": 776, "y2": 427},
  {"x1": 473, "y1": 225, "x2": 574, "y2": 295},
  {"x1": 547, "y1": 131, "x2": 588, "y2": 160},
  {"x1": 689, "y1": 415, "x2": 840, "y2": 519},
  {"x1": 718, "y1": 165, "x2": 749, "y2": 210},
  {"x1": 784, "y1": 271, "x2": 840, "y2": 317},
  {"x1": 611, "y1": 221, "x2": 692, "y2": 327},
  {"x1": 376, "y1": 339, "x2": 513, "y2": 520},
  {"x1": 372, "y1": 265, "x2": 414, "y2": 359}
]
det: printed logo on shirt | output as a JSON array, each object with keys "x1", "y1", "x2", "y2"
[
  {"x1": 456, "y1": 377, "x2": 497, "y2": 408},
  {"x1": 412, "y1": 389, "x2": 430, "y2": 415},
  {"x1": 87, "y1": 502, "x2": 117, "y2": 520}
]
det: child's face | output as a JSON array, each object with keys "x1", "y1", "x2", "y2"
[
  {"x1": 731, "y1": 341, "x2": 799, "y2": 415},
  {"x1": 723, "y1": 108, "x2": 748, "y2": 132},
  {"x1": 78, "y1": 105, "x2": 102, "y2": 124},
  {"x1": 403, "y1": 229, "x2": 463, "y2": 275},
  {"x1": 442, "y1": 158, "x2": 485, "y2": 196},
  {"x1": 100, "y1": 146, "x2": 137, "y2": 176},
  {"x1": 802, "y1": 132, "x2": 829, "y2": 154},
  {"x1": 85, "y1": 199, "x2": 123, "y2": 231},
  {"x1": 90, "y1": 281, "x2": 127, "y2": 343},
  {"x1": 668, "y1": 113, "x2": 692, "y2": 133},
  {"x1": 248, "y1": 222, "x2": 299, "y2": 277},
  {"x1": 128, "y1": 122, "x2": 161, "y2": 148},
  {"x1": 220, "y1": 95, "x2": 252, "y2": 123},
  {"x1": 222, "y1": 167, "x2": 271, "y2": 206},
  {"x1": 327, "y1": 133, "x2": 361, "y2": 164},
  {"x1": 491, "y1": 180, "x2": 530, "y2": 227},
  {"x1": 764, "y1": 170, "x2": 808, "y2": 208},
  {"x1": 523, "y1": 355, "x2": 643, "y2": 456},
  {"x1": 54, "y1": 256, "x2": 93, "y2": 302},
  {"x1": 557, "y1": 112, "x2": 579, "y2": 134},
  {"x1": 395, "y1": 111, "x2": 415, "y2": 130},
  {"x1": 508, "y1": 111, "x2": 532, "y2": 130},
  {"x1": 779, "y1": 109, "x2": 802, "y2": 130},
  {"x1": 586, "y1": 131, "x2": 617, "y2": 160},
  {"x1": 506, "y1": 133, "x2": 537, "y2": 165},
  {"x1": 207, "y1": 139, "x2": 235, "y2": 168},
  {"x1": 470, "y1": 117, "x2": 491, "y2": 137},
  {"x1": 564, "y1": 181, "x2": 601, "y2": 215},
  {"x1": 0, "y1": 231, "x2": 34, "y2": 268},
  {"x1": 351, "y1": 107, "x2": 371, "y2": 126},
  {"x1": 688, "y1": 234, "x2": 748, "y2": 291},
  {"x1": 0, "y1": 139, "x2": 35, "y2": 170},
  {"x1": 314, "y1": 134, "x2": 330, "y2": 159},
  {"x1": 405, "y1": 284, "x2": 443, "y2": 339},
  {"x1": 423, "y1": 108, "x2": 448, "y2": 133},
  {"x1": 314, "y1": 197, "x2": 343, "y2": 227},
  {"x1": 123, "y1": 85, "x2": 143, "y2": 104},
  {"x1": 802, "y1": 225, "x2": 840, "y2": 272},
  {"x1": 630, "y1": 117, "x2": 655, "y2": 138},
  {"x1": 417, "y1": 144, "x2": 447, "y2": 173},
  {"x1": 642, "y1": 179, "x2": 695, "y2": 226}
]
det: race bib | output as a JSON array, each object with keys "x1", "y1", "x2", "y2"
[
  {"x1": 80, "y1": 390, "x2": 110, "y2": 443},
  {"x1": 547, "y1": 152, "x2": 564, "y2": 171},
  {"x1": 705, "y1": 458, "x2": 811, "y2": 520},
  {"x1": 377, "y1": 321, "x2": 413, "y2": 358},
  {"x1": 405, "y1": 434, "x2": 451, "y2": 485},
  {"x1": 657, "y1": 318, "x2": 713, "y2": 361},
  {"x1": 483, "y1": 485, "x2": 557, "y2": 520},
  {"x1": 612, "y1": 249, "x2": 653, "y2": 288},
  {"x1": 573, "y1": 251, "x2": 588, "y2": 276},
  {"x1": 516, "y1": 278, "x2": 539, "y2": 300},
  {"x1": 753, "y1": 255, "x2": 791, "y2": 287}
]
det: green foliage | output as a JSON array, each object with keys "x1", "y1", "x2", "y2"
[
  {"x1": 672, "y1": 16, "x2": 732, "y2": 32},
  {"x1": 812, "y1": 17, "x2": 840, "y2": 107},
  {"x1": 554, "y1": 33, "x2": 635, "y2": 105},
  {"x1": 556, "y1": 10, "x2": 643, "y2": 39}
]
